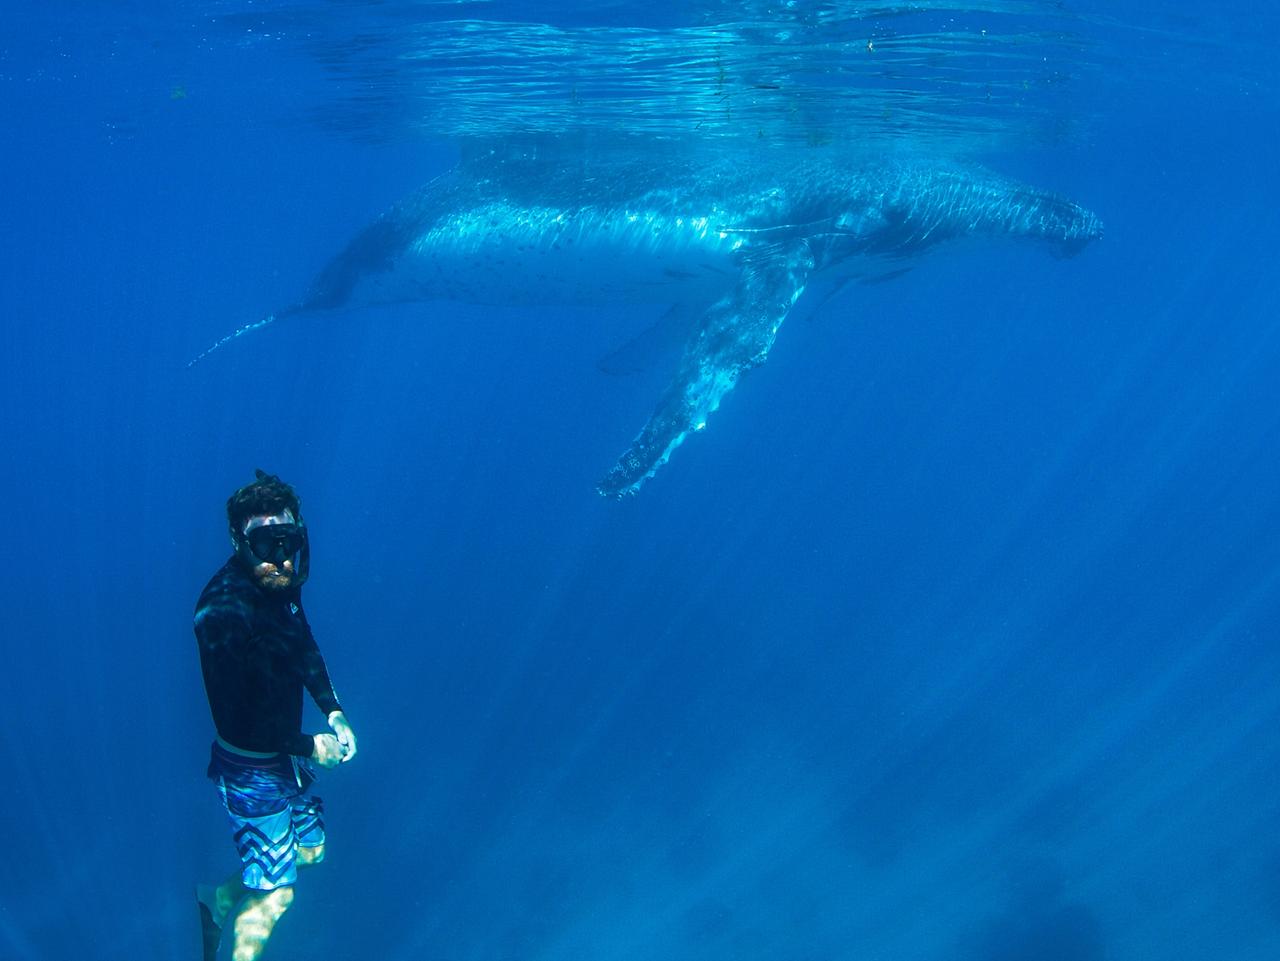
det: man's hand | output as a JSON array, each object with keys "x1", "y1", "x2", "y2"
[
  {"x1": 311, "y1": 733, "x2": 345, "y2": 769},
  {"x1": 327, "y1": 710, "x2": 358, "y2": 762}
]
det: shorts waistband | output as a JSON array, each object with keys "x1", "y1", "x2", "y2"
[
  {"x1": 208, "y1": 739, "x2": 302, "y2": 787},
  {"x1": 215, "y1": 736, "x2": 284, "y2": 762}
]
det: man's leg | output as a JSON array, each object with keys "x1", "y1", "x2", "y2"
[
  {"x1": 225, "y1": 793, "x2": 325, "y2": 956},
  {"x1": 213, "y1": 784, "x2": 306, "y2": 960},
  {"x1": 208, "y1": 870, "x2": 248, "y2": 916},
  {"x1": 232, "y1": 886, "x2": 295, "y2": 961},
  {"x1": 226, "y1": 838, "x2": 321, "y2": 959},
  {"x1": 292, "y1": 795, "x2": 326, "y2": 868},
  {"x1": 297, "y1": 843, "x2": 325, "y2": 867},
  {"x1": 197, "y1": 871, "x2": 247, "y2": 960}
]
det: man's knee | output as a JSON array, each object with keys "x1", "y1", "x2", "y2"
[
  {"x1": 232, "y1": 887, "x2": 295, "y2": 961},
  {"x1": 241, "y1": 885, "x2": 294, "y2": 920},
  {"x1": 298, "y1": 843, "x2": 325, "y2": 866}
]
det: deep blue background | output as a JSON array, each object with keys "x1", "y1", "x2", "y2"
[{"x1": 1, "y1": 4, "x2": 1278, "y2": 960}]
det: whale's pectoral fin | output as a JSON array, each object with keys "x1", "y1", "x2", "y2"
[{"x1": 597, "y1": 241, "x2": 815, "y2": 497}]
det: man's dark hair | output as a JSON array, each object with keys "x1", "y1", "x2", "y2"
[{"x1": 226, "y1": 469, "x2": 303, "y2": 535}]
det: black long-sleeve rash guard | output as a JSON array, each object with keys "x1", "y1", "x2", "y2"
[{"x1": 195, "y1": 557, "x2": 343, "y2": 758}]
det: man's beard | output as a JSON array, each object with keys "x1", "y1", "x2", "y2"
[{"x1": 256, "y1": 567, "x2": 294, "y2": 591}]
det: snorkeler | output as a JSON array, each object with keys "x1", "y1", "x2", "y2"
[{"x1": 193, "y1": 470, "x2": 357, "y2": 961}]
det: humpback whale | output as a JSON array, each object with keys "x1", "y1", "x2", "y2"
[{"x1": 199, "y1": 154, "x2": 1101, "y2": 496}]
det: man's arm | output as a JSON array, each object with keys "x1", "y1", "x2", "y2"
[{"x1": 295, "y1": 607, "x2": 357, "y2": 762}]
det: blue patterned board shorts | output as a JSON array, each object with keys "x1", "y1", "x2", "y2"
[{"x1": 208, "y1": 741, "x2": 325, "y2": 891}]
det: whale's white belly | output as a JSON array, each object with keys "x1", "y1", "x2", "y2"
[{"x1": 356, "y1": 201, "x2": 745, "y2": 308}]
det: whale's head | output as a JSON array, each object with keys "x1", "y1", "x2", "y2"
[
  {"x1": 899, "y1": 167, "x2": 1104, "y2": 260},
  {"x1": 983, "y1": 181, "x2": 1105, "y2": 259},
  {"x1": 828, "y1": 167, "x2": 1103, "y2": 264},
  {"x1": 1029, "y1": 193, "x2": 1104, "y2": 259}
]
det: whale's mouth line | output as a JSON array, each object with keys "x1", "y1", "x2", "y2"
[{"x1": 721, "y1": 217, "x2": 841, "y2": 236}]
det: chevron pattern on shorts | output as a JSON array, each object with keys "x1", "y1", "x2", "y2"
[
  {"x1": 292, "y1": 797, "x2": 324, "y2": 843},
  {"x1": 234, "y1": 821, "x2": 296, "y2": 888}
]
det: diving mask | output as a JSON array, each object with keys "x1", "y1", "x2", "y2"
[{"x1": 244, "y1": 523, "x2": 306, "y2": 565}]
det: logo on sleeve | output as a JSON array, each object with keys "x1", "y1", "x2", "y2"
[{"x1": 290, "y1": 602, "x2": 300, "y2": 615}]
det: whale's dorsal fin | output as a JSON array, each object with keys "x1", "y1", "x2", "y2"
[{"x1": 598, "y1": 240, "x2": 816, "y2": 497}]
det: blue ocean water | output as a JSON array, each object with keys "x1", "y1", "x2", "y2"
[{"x1": 1, "y1": 2, "x2": 1277, "y2": 959}]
